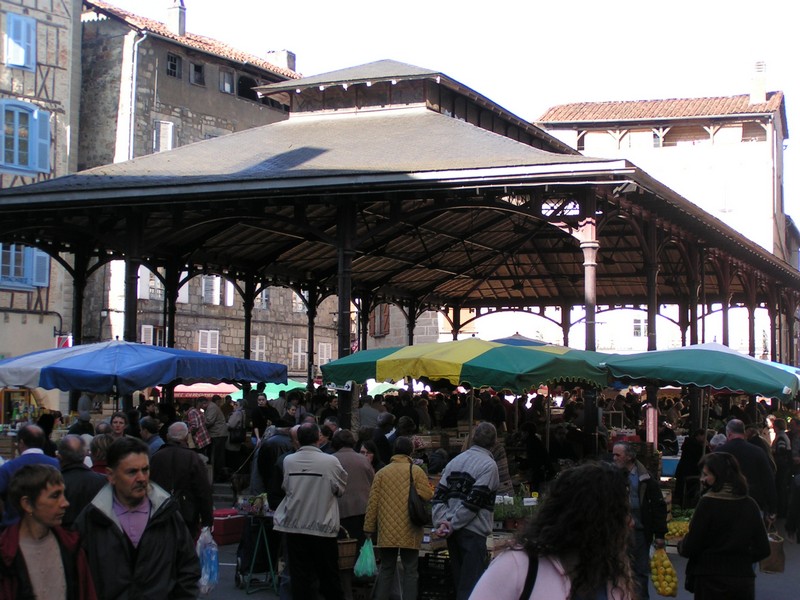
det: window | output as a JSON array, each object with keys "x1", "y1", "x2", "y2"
[
  {"x1": 141, "y1": 324, "x2": 165, "y2": 346},
  {"x1": 291, "y1": 337, "x2": 307, "y2": 371},
  {"x1": 149, "y1": 272, "x2": 165, "y2": 301},
  {"x1": 318, "y1": 342, "x2": 332, "y2": 366},
  {"x1": 1, "y1": 101, "x2": 50, "y2": 174},
  {"x1": 202, "y1": 275, "x2": 221, "y2": 305},
  {"x1": 251, "y1": 334, "x2": 266, "y2": 361},
  {"x1": 199, "y1": 329, "x2": 219, "y2": 354},
  {"x1": 292, "y1": 291, "x2": 307, "y2": 313},
  {"x1": 166, "y1": 53, "x2": 182, "y2": 78},
  {"x1": 255, "y1": 288, "x2": 270, "y2": 310},
  {"x1": 633, "y1": 318, "x2": 648, "y2": 338},
  {"x1": 190, "y1": 62, "x2": 205, "y2": 86},
  {"x1": 369, "y1": 304, "x2": 391, "y2": 337},
  {"x1": 153, "y1": 120, "x2": 173, "y2": 153},
  {"x1": 237, "y1": 75, "x2": 259, "y2": 101},
  {"x1": 4, "y1": 13, "x2": 36, "y2": 71},
  {"x1": 0, "y1": 243, "x2": 49, "y2": 289},
  {"x1": 177, "y1": 271, "x2": 189, "y2": 303},
  {"x1": 219, "y1": 70, "x2": 234, "y2": 94}
]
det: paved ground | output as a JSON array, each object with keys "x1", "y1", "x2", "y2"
[{"x1": 204, "y1": 518, "x2": 800, "y2": 599}]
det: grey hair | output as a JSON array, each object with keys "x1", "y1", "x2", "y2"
[
  {"x1": 167, "y1": 421, "x2": 189, "y2": 443},
  {"x1": 613, "y1": 440, "x2": 637, "y2": 460},
  {"x1": 57, "y1": 434, "x2": 87, "y2": 464},
  {"x1": 471, "y1": 422, "x2": 497, "y2": 449}
]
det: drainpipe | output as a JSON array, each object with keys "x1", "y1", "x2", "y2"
[{"x1": 128, "y1": 32, "x2": 148, "y2": 161}]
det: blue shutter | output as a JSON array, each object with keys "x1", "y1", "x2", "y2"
[
  {"x1": 5, "y1": 15, "x2": 35, "y2": 71},
  {"x1": 35, "y1": 109, "x2": 50, "y2": 172},
  {"x1": 32, "y1": 248, "x2": 50, "y2": 286},
  {"x1": 23, "y1": 18, "x2": 35, "y2": 71}
]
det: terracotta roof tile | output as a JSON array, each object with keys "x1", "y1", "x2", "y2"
[
  {"x1": 84, "y1": 0, "x2": 300, "y2": 80},
  {"x1": 538, "y1": 92, "x2": 784, "y2": 123}
]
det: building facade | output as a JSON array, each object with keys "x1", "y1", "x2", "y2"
[
  {"x1": 0, "y1": 0, "x2": 81, "y2": 368},
  {"x1": 531, "y1": 69, "x2": 797, "y2": 356},
  {"x1": 76, "y1": 0, "x2": 339, "y2": 382}
]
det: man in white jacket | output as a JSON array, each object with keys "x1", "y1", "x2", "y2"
[{"x1": 273, "y1": 421, "x2": 348, "y2": 600}]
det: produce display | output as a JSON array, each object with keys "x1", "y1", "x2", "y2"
[
  {"x1": 665, "y1": 519, "x2": 690, "y2": 540},
  {"x1": 650, "y1": 547, "x2": 678, "y2": 597}
]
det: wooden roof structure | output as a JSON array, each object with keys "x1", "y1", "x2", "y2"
[{"x1": 1, "y1": 60, "x2": 799, "y2": 365}]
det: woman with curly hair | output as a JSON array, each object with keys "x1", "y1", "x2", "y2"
[
  {"x1": 678, "y1": 451, "x2": 770, "y2": 599},
  {"x1": 470, "y1": 461, "x2": 635, "y2": 600}
]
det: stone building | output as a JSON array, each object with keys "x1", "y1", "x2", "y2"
[{"x1": 77, "y1": 1, "x2": 337, "y2": 382}]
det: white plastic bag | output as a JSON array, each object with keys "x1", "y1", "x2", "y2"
[{"x1": 196, "y1": 526, "x2": 219, "y2": 594}]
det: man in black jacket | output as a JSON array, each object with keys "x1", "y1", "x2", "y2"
[
  {"x1": 150, "y1": 421, "x2": 214, "y2": 539},
  {"x1": 717, "y1": 418, "x2": 778, "y2": 520},
  {"x1": 75, "y1": 436, "x2": 200, "y2": 599},
  {"x1": 57, "y1": 434, "x2": 106, "y2": 530}
]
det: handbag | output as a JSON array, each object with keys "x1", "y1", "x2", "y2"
[
  {"x1": 759, "y1": 530, "x2": 785, "y2": 573},
  {"x1": 408, "y1": 463, "x2": 428, "y2": 526},
  {"x1": 228, "y1": 426, "x2": 246, "y2": 444}
]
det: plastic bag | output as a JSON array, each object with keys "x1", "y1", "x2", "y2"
[
  {"x1": 353, "y1": 538, "x2": 377, "y2": 579},
  {"x1": 196, "y1": 526, "x2": 219, "y2": 594},
  {"x1": 650, "y1": 546, "x2": 678, "y2": 597}
]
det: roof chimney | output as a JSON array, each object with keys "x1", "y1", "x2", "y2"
[
  {"x1": 266, "y1": 50, "x2": 297, "y2": 73},
  {"x1": 167, "y1": 0, "x2": 186, "y2": 37},
  {"x1": 750, "y1": 61, "x2": 767, "y2": 104}
]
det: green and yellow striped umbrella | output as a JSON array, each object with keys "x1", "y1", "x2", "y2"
[{"x1": 320, "y1": 338, "x2": 609, "y2": 392}]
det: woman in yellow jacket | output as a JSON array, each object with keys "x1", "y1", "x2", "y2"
[{"x1": 364, "y1": 435, "x2": 434, "y2": 600}]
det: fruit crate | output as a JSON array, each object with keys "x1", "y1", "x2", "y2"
[{"x1": 419, "y1": 553, "x2": 453, "y2": 598}]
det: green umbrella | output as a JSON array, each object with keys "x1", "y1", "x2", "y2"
[
  {"x1": 320, "y1": 338, "x2": 609, "y2": 392},
  {"x1": 600, "y1": 342, "x2": 799, "y2": 401}
]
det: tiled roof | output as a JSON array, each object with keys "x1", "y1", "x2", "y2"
[
  {"x1": 83, "y1": 0, "x2": 300, "y2": 80},
  {"x1": 538, "y1": 92, "x2": 785, "y2": 123}
]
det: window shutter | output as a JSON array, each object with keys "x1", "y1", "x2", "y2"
[
  {"x1": 141, "y1": 325, "x2": 154, "y2": 345},
  {"x1": 202, "y1": 276, "x2": 217, "y2": 304},
  {"x1": 137, "y1": 265, "x2": 150, "y2": 299},
  {"x1": 382, "y1": 304, "x2": 391, "y2": 335},
  {"x1": 31, "y1": 247, "x2": 49, "y2": 286},
  {"x1": 177, "y1": 271, "x2": 189, "y2": 303},
  {"x1": 199, "y1": 330, "x2": 208, "y2": 352},
  {"x1": 35, "y1": 109, "x2": 50, "y2": 172},
  {"x1": 369, "y1": 309, "x2": 376, "y2": 336},
  {"x1": 209, "y1": 330, "x2": 219, "y2": 354},
  {"x1": 318, "y1": 342, "x2": 332, "y2": 365},
  {"x1": 224, "y1": 280, "x2": 234, "y2": 306},
  {"x1": 5, "y1": 15, "x2": 32, "y2": 68},
  {"x1": 23, "y1": 18, "x2": 35, "y2": 69}
]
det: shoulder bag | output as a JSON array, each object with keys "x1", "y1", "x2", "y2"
[{"x1": 408, "y1": 463, "x2": 428, "y2": 526}]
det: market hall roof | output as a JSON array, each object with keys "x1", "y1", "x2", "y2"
[{"x1": 1, "y1": 60, "x2": 799, "y2": 318}]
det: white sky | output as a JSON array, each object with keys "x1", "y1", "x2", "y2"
[{"x1": 108, "y1": 0, "x2": 800, "y2": 217}]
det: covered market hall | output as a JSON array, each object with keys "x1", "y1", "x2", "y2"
[{"x1": 2, "y1": 60, "x2": 800, "y2": 427}]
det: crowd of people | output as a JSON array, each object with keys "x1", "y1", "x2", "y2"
[{"x1": 0, "y1": 383, "x2": 797, "y2": 600}]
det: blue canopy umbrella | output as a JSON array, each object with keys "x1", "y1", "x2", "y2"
[{"x1": 0, "y1": 340, "x2": 288, "y2": 395}]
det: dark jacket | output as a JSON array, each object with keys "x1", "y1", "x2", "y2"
[
  {"x1": 61, "y1": 461, "x2": 108, "y2": 530},
  {"x1": 633, "y1": 460, "x2": 668, "y2": 543},
  {"x1": 0, "y1": 521, "x2": 97, "y2": 600},
  {"x1": 149, "y1": 442, "x2": 214, "y2": 535},
  {"x1": 716, "y1": 437, "x2": 778, "y2": 513},
  {"x1": 75, "y1": 483, "x2": 200, "y2": 600},
  {"x1": 678, "y1": 491, "x2": 770, "y2": 588}
]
